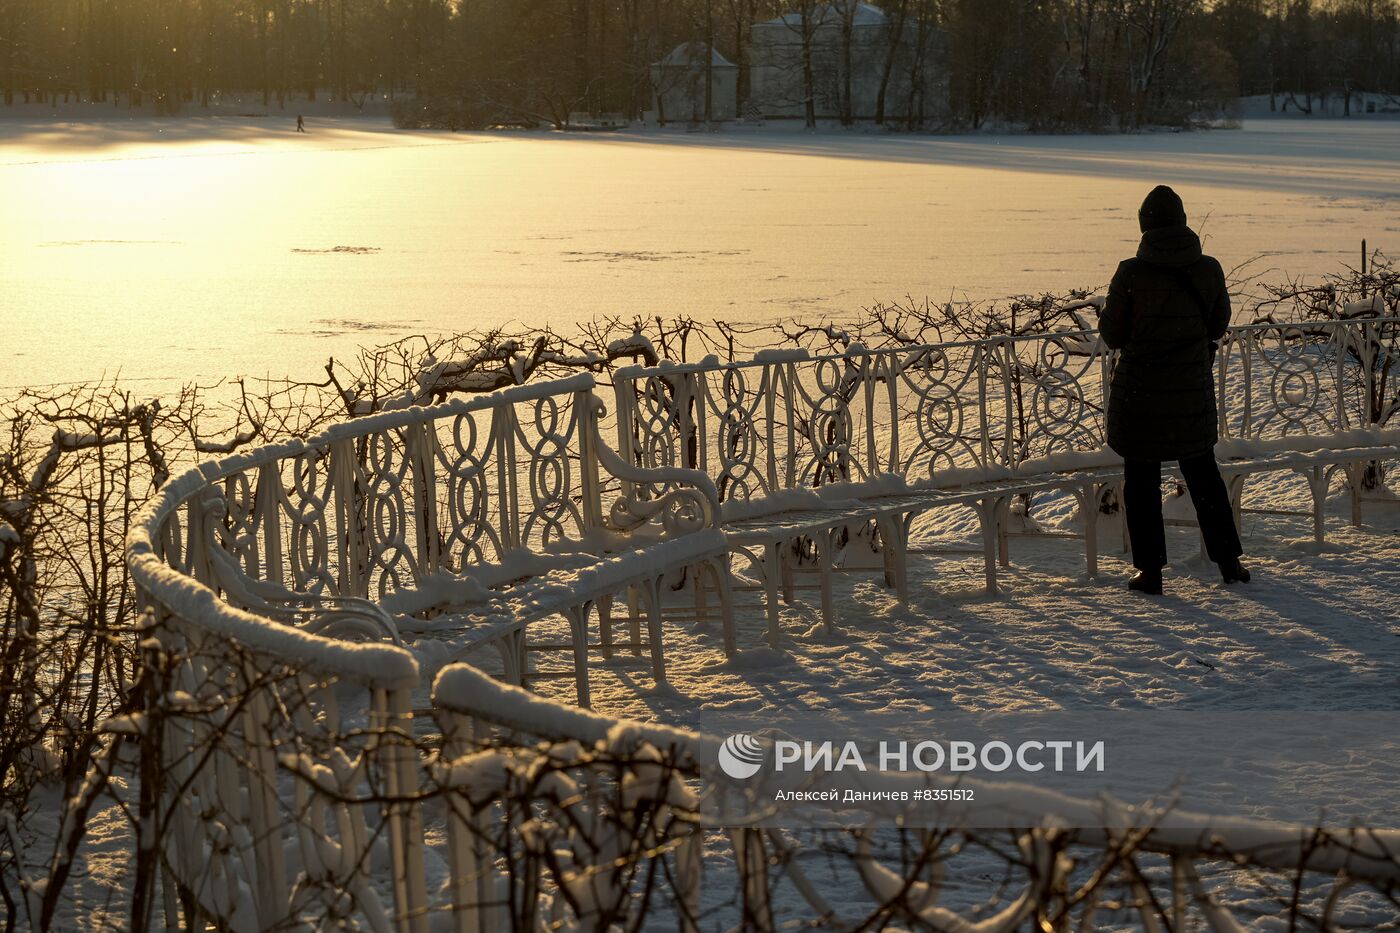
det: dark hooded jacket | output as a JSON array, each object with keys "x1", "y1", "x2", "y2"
[{"x1": 1099, "y1": 186, "x2": 1231, "y2": 461}]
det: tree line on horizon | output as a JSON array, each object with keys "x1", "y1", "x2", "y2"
[{"x1": 1, "y1": 0, "x2": 1398, "y2": 129}]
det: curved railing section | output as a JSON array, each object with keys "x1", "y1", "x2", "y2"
[
  {"x1": 127, "y1": 374, "x2": 727, "y2": 930},
  {"x1": 126, "y1": 320, "x2": 1400, "y2": 931},
  {"x1": 613, "y1": 318, "x2": 1400, "y2": 502},
  {"x1": 431, "y1": 661, "x2": 1400, "y2": 930}
]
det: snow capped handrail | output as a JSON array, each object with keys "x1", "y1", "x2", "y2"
[
  {"x1": 434, "y1": 662, "x2": 1400, "y2": 885},
  {"x1": 1223, "y1": 313, "x2": 1400, "y2": 333},
  {"x1": 126, "y1": 373, "x2": 601, "y2": 688},
  {"x1": 126, "y1": 367, "x2": 736, "y2": 692},
  {"x1": 128, "y1": 462, "x2": 421, "y2": 688},
  {"x1": 184, "y1": 373, "x2": 599, "y2": 485}
]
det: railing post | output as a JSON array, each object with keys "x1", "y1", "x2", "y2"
[
  {"x1": 331, "y1": 438, "x2": 367, "y2": 598},
  {"x1": 496, "y1": 403, "x2": 521, "y2": 551},
  {"x1": 763, "y1": 364, "x2": 780, "y2": 493},
  {"x1": 1241, "y1": 331, "x2": 1255, "y2": 439},
  {"x1": 782, "y1": 363, "x2": 797, "y2": 488},
  {"x1": 731, "y1": 828, "x2": 775, "y2": 932},
  {"x1": 576, "y1": 389, "x2": 605, "y2": 534},
  {"x1": 1215, "y1": 331, "x2": 1230, "y2": 439},
  {"x1": 976, "y1": 343, "x2": 991, "y2": 468},
  {"x1": 255, "y1": 464, "x2": 284, "y2": 590},
  {"x1": 377, "y1": 685, "x2": 428, "y2": 933},
  {"x1": 1357, "y1": 320, "x2": 1372, "y2": 427},
  {"x1": 676, "y1": 369, "x2": 696, "y2": 471},
  {"x1": 613, "y1": 375, "x2": 638, "y2": 502},
  {"x1": 1099, "y1": 335, "x2": 1115, "y2": 448},
  {"x1": 1333, "y1": 321, "x2": 1349, "y2": 429},
  {"x1": 186, "y1": 491, "x2": 216, "y2": 590},
  {"x1": 882, "y1": 353, "x2": 900, "y2": 474},
  {"x1": 441, "y1": 711, "x2": 492, "y2": 933},
  {"x1": 861, "y1": 354, "x2": 878, "y2": 475},
  {"x1": 691, "y1": 371, "x2": 709, "y2": 477},
  {"x1": 243, "y1": 688, "x2": 289, "y2": 928},
  {"x1": 406, "y1": 421, "x2": 439, "y2": 578},
  {"x1": 1000, "y1": 339, "x2": 1017, "y2": 467}
]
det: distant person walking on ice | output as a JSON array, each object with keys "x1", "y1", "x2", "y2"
[
  {"x1": 1098, "y1": 185, "x2": 1250, "y2": 595},
  {"x1": 296, "y1": 114, "x2": 306, "y2": 133}
]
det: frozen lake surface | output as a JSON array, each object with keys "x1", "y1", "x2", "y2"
[{"x1": 3, "y1": 116, "x2": 1398, "y2": 389}]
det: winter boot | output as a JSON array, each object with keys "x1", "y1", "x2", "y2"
[
  {"x1": 1128, "y1": 569, "x2": 1163, "y2": 596},
  {"x1": 1219, "y1": 558, "x2": 1251, "y2": 585}
]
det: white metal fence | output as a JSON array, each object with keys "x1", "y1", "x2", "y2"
[{"x1": 614, "y1": 319, "x2": 1400, "y2": 499}]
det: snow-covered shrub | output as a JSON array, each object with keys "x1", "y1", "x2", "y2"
[{"x1": 0, "y1": 386, "x2": 179, "y2": 926}]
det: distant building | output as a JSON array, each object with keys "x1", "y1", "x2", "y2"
[
  {"x1": 749, "y1": 3, "x2": 934, "y2": 122},
  {"x1": 650, "y1": 43, "x2": 739, "y2": 124}
]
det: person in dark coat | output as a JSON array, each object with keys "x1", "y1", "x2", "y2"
[{"x1": 1098, "y1": 185, "x2": 1250, "y2": 594}]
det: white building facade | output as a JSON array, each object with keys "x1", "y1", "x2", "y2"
[{"x1": 650, "y1": 43, "x2": 739, "y2": 124}]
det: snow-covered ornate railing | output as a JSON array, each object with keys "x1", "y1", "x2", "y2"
[
  {"x1": 123, "y1": 322, "x2": 1400, "y2": 930},
  {"x1": 178, "y1": 373, "x2": 658, "y2": 602},
  {"x1": 615, "y1": 318, "x2": 1400, "y2": 606},
  {"x1": 126, "y1": 375, "x2": 732, "y2": 930},
  {"x1": 431, "y1": 662, "x2": 1400, "y2": 930},
  {"x1": 615, "y1": 318, "x2": 1400, "y2": 501}
]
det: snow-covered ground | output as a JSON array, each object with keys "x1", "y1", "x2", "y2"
[
  {"x1": 520, "y1": 467, "x2": 1400, "y2": 838},
  {"x1": 534, "y1": 472, "x2": 1400, "y2": 727},
  {"x1": 3, "y1": 116, "x2": 1399, "y2": 390},
  {"x1": 547, "y1": 477, "x2": 1400, "y2": 928}
]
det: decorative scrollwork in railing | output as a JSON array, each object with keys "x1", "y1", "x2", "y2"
[
  {"x1": 514, "y1": 391, "x2": 588, "y2": 550},
  {"x1": 792, "y1": 356, "x2": 868, "y2": 486},
  {"x1": 616, "y1": 319, "x2": 1400, "y2": 496},
  {"x1": 1219, "y1": 325, "x2": 1349, "y2": 440},
  {"x1": 633, "y1": 370, "x2": 690, "y2": 472},
  {"x1": 706, "y1": 365, "x2": 773, "y2": 502},
  {"x1": 595, "y1": 439, "x2": 718, "y2": 535},
  {"x1": 218, "y1": 468, "x2": 263, "y2": 578},
  {"x1": 360, "y1": 427, "x2": 421, "y2": 596},
  {"x1": 894, "y1": 341, "x2": 991, "y2": 477},
  {"x1": 1007, "y1": 332, "x2": 1109, "y2": 463},
  {"x1": 282, "y1": 446, "x2": 340, "y2": 597},
  {"x1": 606, "y1": 488, "x2": 712, "y2": 537},
  {"x1": 432, "y1": 408, "x2": 506, "y2": 569}
]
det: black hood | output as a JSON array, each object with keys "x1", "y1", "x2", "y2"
[{"x1": 1137, "y1": 225, "x2": 1203, "y2": 268}]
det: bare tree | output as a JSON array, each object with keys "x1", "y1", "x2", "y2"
[
  {"x1": 875, "y1": 0, "x2": 910, "y2": 125},
  {"x1": 760, "y1": 0, "x2": 831, "y2": 127},
  {"x1": 1120, "y1": 0, "x2": 1200, "y2": 126},
  {"x1": 722, "y1": 0, "x2": 758, "y2": 114}
]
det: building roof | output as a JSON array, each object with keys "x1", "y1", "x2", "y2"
[
  {"x1": 654, "y1": 42, "x2": 736, "y2": 69},
  {"x1": 757, "y1": 3, "x2": 889, "y2": 29}
]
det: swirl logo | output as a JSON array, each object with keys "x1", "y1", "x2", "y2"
[{"x1": 718, "y1": 733, "x2": 765, "y2": 780}]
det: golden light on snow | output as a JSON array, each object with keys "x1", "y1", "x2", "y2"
[{"x1": 2, "y1": 118, "x2": 1397, "y2": 389}]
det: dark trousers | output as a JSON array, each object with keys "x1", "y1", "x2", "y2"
[{"x1": 1123, "y1": 453, "x2": 1242, "y2": 571}]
